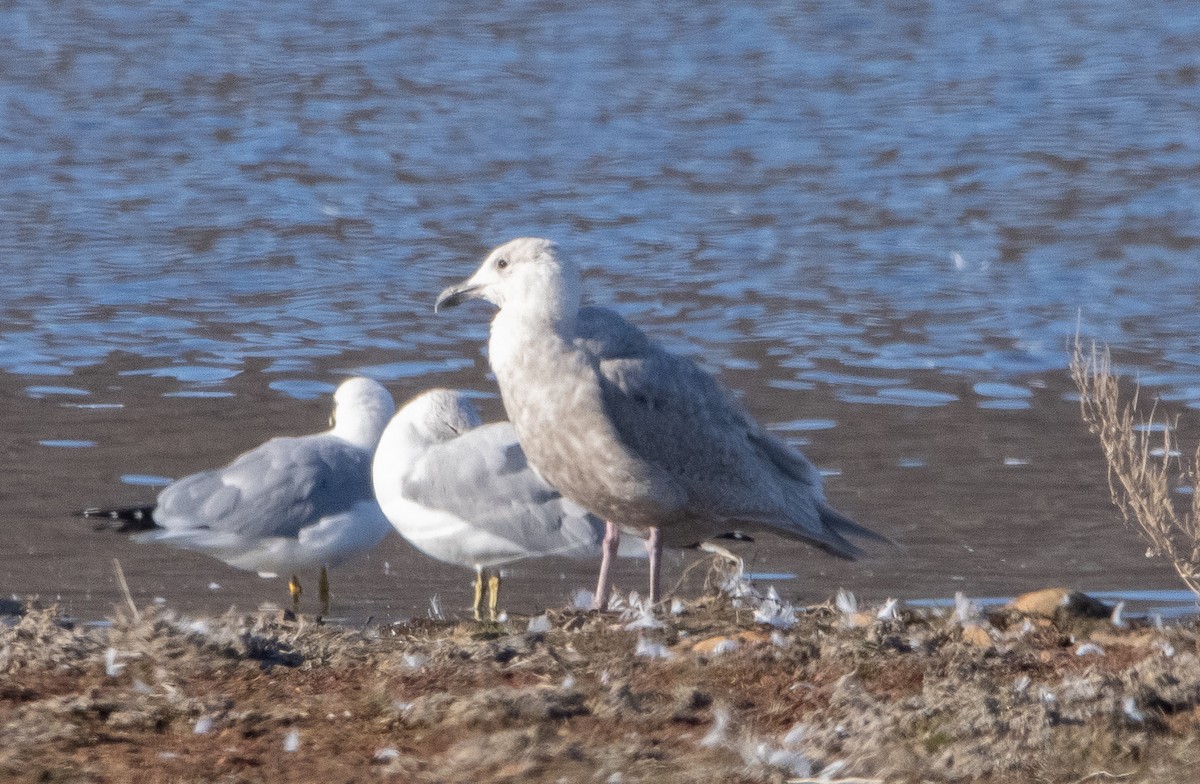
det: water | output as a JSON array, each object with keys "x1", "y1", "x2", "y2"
[{"x1": 2, "y1": 0, "x2": 1198, "y2": 621}]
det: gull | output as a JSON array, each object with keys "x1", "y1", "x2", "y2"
[
  {"x1": 80, "y1": 377, "x2": 396, "y2": 615},
  {"x1": 436, "y1": 238, "x2": 889, "y2": 609},
  {"x1": 372, "y1": 388, "x2": 635, "y2": 621}
]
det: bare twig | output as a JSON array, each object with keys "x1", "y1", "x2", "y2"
[
  {"x1": 1071, "y1": 336, "x2": 1200, "y2": 599},
  {"x1": 112, "y1": 558, "x2": 140, "y2": 622},
  {"x1": 1066, "y1": 771, "x2": 1133, "y2": 784}
]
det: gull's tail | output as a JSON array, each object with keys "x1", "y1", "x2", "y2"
[
  {"x1": 75, "y1": 506, "x2": 159, "y2": 533},
  {"x1": 817, "y1": 502, "x2": 894, "y2": 557}
]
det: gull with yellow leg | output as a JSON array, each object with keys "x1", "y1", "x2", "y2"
[
  {"x1": 80, "y1": 377, "x2": 396, "y2": 617},
  {"x1": 372, "y1": 388, "x2": 641, "y2": 621}
]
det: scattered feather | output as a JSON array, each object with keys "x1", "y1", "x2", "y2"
[
  {"x1": 700, "y1": 706, "x2": 729, "y2": 748},
  {"x1": 835, "y1": 588, "x2": 857, "y2": 616},
  {"x1": 782, "y1": 723, "x2": 807, "y2": 746},
  {"x1": 283, "y1": 728, "x2": 301, "y2": 752},
  {"x1": 1075, "y1": 642, "x2": 1105, "y2": 657},
  {"x1": 753, "y1": 587, "x2": 797, "y2": 630},
  {"x1": 953, "y1": 591, "x2": 979, "y2": 624},
  {"x1": 876, "y1": 597, "x2": 900, "y2": 621},
  {"x1": 526, "y1": 613, "x2": 551, "y2": 633},
  {"x1": 1110, "y1": 601, "x2": 1127, "y2": 628},
  {"x1": 104, "y1": 647, "x2": 124, "y2": 677},
  {"x1": 427, "y1": 595, "x2": 444, "y2": 621},
  {"x1": 623, "y1": 604, "x2": 664, "y2": 630},
  {"x1": 193, "y1": 716, "x2": 213, "y2": 735},
  {"x1": 634, "y1": 635, "x2": 672, "y2": 659},
  {"x1": 570, "y1": 589, "x2": 594, "y2": 610},
  {"x1": 710, "y1": 638, "x2": 740, "y2": 656}
]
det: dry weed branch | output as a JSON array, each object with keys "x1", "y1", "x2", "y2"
[{"x1": 1070, "y1": 336, "x2": 1200, "y2": 599}]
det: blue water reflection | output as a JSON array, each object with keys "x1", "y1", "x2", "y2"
[{"x1": 0, "y1": 0, "x2": 1196, "y2": 407}]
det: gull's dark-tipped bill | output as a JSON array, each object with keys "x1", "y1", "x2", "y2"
[{"x1": 434, "y1": 283, "x2": 483, "y2": 313}]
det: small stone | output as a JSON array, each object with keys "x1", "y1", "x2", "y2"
[
  {"x1": 1008, "y1": 588, "x2": 1072, "y2": 616},
  {"x1": 686, "y1": 630, "x2": 771, "y2": 655},
  {"x1": 849, "y1": 611, "x2": 875, "y2": 628},
  {"x1": 961, "y1": 623, "x2": 993, "y2": 649},
  {"x1": 1087, "y1": 629, "x2": 1157, "y2": 649},
  {"x1": 1007, "y1": 588, "x2": 1111, "y2": 619}
]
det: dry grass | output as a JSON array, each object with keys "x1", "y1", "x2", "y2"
[
  {"x1": 4, "y1": 591, "x2": 1200, "y2": 783},
  {"x1": 1070, "y1": 336, "x2": 1200, "y2": 599}
]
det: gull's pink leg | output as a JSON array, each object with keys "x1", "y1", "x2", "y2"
[
  {"x1": 592, "y1": 520, "x2": 620, "y2": 611},
  {"x1": 646, "y1": 526, "x2": 662, "y2": 605}
]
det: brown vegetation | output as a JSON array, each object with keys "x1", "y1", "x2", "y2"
[
  {"x1": 2, "y1": 587, "x2": 1199, "y2": 783},
  {"x1": 1071, "y1": 337, "x2": 1200, "y2": 598}
]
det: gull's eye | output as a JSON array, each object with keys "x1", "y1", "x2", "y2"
[{"x1": 496, "y1": 258, "x2": 508, "y2": 270}]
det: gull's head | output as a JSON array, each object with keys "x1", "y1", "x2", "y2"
[
  {"x1": 435, "y1": 237, "x2": 581, "y2": 323},
  {"x1": 392, "y1": 388, "x2": 483, "y2": 446},
  {"x1": 330, "y1": 377, "x2": 396, "y2": 449}
]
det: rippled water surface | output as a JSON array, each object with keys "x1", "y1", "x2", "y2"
[{"x1": 2, "y1": 1, "x2": 1199, "y2": 621}]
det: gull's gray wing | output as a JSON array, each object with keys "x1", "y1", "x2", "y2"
[
  {"x1": 575, "y1": 306, "x2": 862, "y2": 555},
  {"x1": 401, "y1": 422, "x2": 605, "y2": 558},
  {"x1": 153, "y1": 433, "x2": 374, "y2": 540}
]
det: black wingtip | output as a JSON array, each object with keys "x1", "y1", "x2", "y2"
[
  {"x1": 819, "y1": 503, "x2": 896, "y2": 548},
  {"x1": 76, "y1": 505, "x2": 159, "y2": 533}
]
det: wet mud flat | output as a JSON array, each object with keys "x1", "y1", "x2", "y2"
[{"x1": 2, "y1": 585, "x2": 1199, "y2": 784}]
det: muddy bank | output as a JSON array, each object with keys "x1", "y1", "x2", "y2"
[{"x1": 2, "y1": 581, "x2": 1198, "y2": 783}]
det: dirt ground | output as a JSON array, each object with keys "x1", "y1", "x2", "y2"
[{"x1": 2, "y1": 575, "x2": 1198, "y2": 784}]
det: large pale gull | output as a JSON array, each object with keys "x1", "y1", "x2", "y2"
[
  {"x1": 373, "y1": 388, "x2": 640, "y2": 621},
  {"x1": 436, "y1": 238, "x2": 888, "y2": 609},
  {"x1": 80, "y1": 377, "x2": 396, "y2": 615}
]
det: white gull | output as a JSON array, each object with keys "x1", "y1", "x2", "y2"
[
  {"x1": 372, "y1": 388, "x2": 639, "y2": 620},
  {"x1": 81, "y1": 377, "x2": 396, "y2": 614}
]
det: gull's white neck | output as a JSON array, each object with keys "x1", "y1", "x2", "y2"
[
  {"x1": 371, "y1": 420, "x2": 428, "y2": 508},
  {"x1": 488, "y1": 263, "x2": 581, "y2": 376},
  {"x1": 332, "y1": 408, "x2": 390, "y2": 451}
]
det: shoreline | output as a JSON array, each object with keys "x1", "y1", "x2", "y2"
[{"x1": 3, "y1": 583, "x2": 1199, "y2": 783}]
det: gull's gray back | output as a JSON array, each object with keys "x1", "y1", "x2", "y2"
[
  {"x1": 154, "y1": 433, "x2": 374, "y2": 540},
  {"x1": 400, "y1": 421, "x2": 605, "y2": 560}
]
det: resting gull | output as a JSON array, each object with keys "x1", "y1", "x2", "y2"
[
  {"x1": 373, "y1": 388, "x2": 640, "y2": 621},
  {"x1": 80, "y1": 377, "x2": 396, "y2": 615},
  {"x1": 436, "y1": 237, "x2": 888, "y2": 609}
]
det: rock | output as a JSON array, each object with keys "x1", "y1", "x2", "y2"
[
  {"x1": 961, "y1": 624, "x2": 993, "y2": 649},
  {"x1": 1007, "y1": 588, "x2": 1111, "y2": 619},
  {"x1": 683, "y1": 629, "x2": 771, "y2": 655},
  {"x1": 1087, "y1": 630, "x2": 1158, "y2": 649},
  {"x1": 849, "y1": 611, "x2": 876, "y2": 628}
]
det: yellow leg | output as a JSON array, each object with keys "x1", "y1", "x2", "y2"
[
  {"x1": 487, "y1": 572, "x2": 502, "y2": 622},
  {"x1": 472, "y1": 567, "x2": 485, "y2": 622},
  {"x1": 319, "y1": 566, "x2": 330, "y2": 617},
  {"x1": 289, "y1": 575, "x2": 302, "y2": 614}
]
